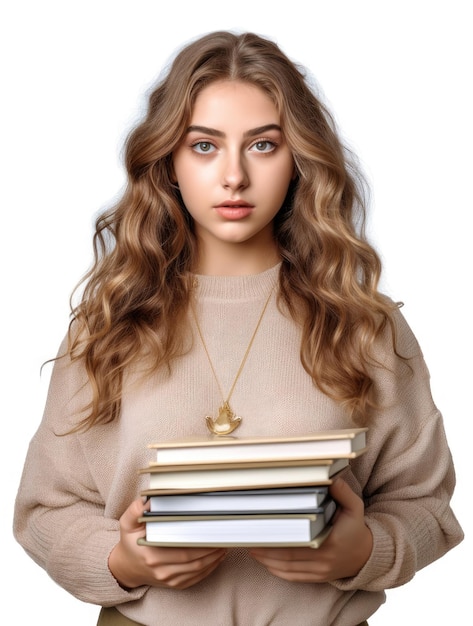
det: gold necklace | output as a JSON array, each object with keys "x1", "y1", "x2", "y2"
[{"x1": 191, "y1": 286, "x2": 274, "y2": 436}]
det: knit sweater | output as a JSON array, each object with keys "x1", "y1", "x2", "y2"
[{"x1": 13, "y1": 264, "x2": 463, "y2": 626}]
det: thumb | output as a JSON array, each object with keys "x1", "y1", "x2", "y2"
[
  {"x1": 329, "y1": 478, "x2": 363, "y2": 515},
  {"x1": 120, "y1": 497, "x2": 149, "y2": 533}
]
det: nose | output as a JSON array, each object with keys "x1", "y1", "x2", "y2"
[{"x1": 221, "y1": 150, "x2": 249, "y2": 191}]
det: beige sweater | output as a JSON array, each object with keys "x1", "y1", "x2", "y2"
[{"x1": 14, "y1": 265, "x2": 463, "y2": 625}]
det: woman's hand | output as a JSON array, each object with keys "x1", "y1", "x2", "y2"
[
  {"x1": 248, "y1": 478, "x2": 373, "y2": 582},
  {"x1": 108, "y1": 498, "x2": 228, "y2": 590}
]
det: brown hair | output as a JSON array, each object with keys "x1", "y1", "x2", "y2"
[{"x1": 68, "y1": 30, "x2": 400, "y2": 430}]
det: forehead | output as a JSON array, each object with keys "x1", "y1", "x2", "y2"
[{"x1": 190, "y1": 80, "x2": 280, "y2": 127}]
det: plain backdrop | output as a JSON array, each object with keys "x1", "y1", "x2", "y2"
[{"x1": 2, "y1": 1, "x2": 471, "y2": 623}]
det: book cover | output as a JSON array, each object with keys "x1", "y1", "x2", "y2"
[
  {"x1": 141, "y1": 457, "x2": 349, "y2": 491},
  {"x1": 148, "y1": 428, "x2": 367, "y2": 465},
  {"x1": 137, "y1": 523, "x2": 333, "y2": 549},
  {"x1": 139, "y1": 499, "x2": 337, "y2": 545},
  {"x1": 148, "y1": 486, "x2": 329, "y2": 514}
]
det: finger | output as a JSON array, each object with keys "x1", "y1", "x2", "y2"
[
  {"x1": 144, "y1": 546, "x2": 227, "y2": 566},
  {"x1": 262, "y1": 566, "x2": 325, "y2": 583},
  {"x1": 249, "y1": 547, "x2": 312, "y2": 561},
  {"x1": 250, "y1": 554, "x2": 328, "y2": 582},
  {"x1": 160, "y1": 554, "x2": 227, "y2": 589},
  {"x1": 150, "y1": 549, "x2": 227, "y2": 589}
]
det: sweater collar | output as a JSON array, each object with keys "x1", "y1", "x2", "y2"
[{"x1": 193, "y1": 263, "x2": 281, "y2": 300}]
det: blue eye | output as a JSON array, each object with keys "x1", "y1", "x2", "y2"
[{"x1": 192, "y1": 142, "x2": 215, "y2": 154}]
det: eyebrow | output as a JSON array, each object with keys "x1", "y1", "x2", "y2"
[{"x1": 186, "y1": 124, "x2": 282, "y2": 138}]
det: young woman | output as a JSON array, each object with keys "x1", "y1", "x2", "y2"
[{"x1": 14, "y1": 31, "x2": 463, "y2": 626}]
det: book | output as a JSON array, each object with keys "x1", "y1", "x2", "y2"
[
  {"x1": 137, "y1": 523, "x2": 333, "y2": 549},
  {"x1": 138, "y1": 498, "x2": 337, "y2": 547},
  {"x1": 148, "y1": 428, "x2": 367, "y2": 465},
  {"x1": 140, "y1": 457, "x2": 349, "y2": 493},
  {"x1": 148, "y1": 486, "x2": 329, "y2": 514}
]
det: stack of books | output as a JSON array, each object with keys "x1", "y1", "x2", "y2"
[{"x1": 138, "y1": 427, "x2": 367, "y2": 549}]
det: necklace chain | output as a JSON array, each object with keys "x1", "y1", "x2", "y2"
[{"x1": 191, "y1": 286, "x2": 274, "y2": 435}]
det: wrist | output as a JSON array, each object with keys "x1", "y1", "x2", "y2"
[{"x1": 108, "y1": 543, "x2": 136, "y2": 590}]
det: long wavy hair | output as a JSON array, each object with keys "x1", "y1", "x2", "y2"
[{"x1": 68, "y1": 30, "x2": 401, "y2": 431}]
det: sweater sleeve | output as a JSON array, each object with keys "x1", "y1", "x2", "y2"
[
  {"x1": 13, "y1": 340, "x2": 148, "y2": 606},
  {"x1": 332, "y1": 309, "x2": 464, "y2": 592}
]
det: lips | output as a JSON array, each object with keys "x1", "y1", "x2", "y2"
[
  {"x1": 216, "y1": 200, "x2": 253, "y2": 208},
  {"x1": 214, "y1": 200, "x2": 254, "y2": 220}
]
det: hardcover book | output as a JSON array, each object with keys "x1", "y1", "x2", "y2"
[
  {"x1": 147, "y1": 485, "x2": 329, "y2": 514},
  {"x1": 138, "y1": 497, "x2": 337, "y2": 547},
  {"x1": 140, "y1": 457, "x2": 349, "y2": 492},
  {"x1": 148, "y1": 428, "x2": 367, "y2": 465}
]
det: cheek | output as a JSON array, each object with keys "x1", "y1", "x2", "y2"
[
  {"x1": 271, "y1": 164, "x2": 295, "y2": 200},
  {"x1": 177, "y1": 184, "x2": 198, "y2": 214},
  {"x1": 177, "y1": 164, "x2": 213, "y2": 193},
  {"x1": 176, "y1": 172, "x2": 213, "y2": 217}
]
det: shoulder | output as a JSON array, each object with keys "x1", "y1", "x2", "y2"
[
  {"x1": 40, "y1": 328, "x2": 91, "y2": 433},
  {"x1": 372, "y1": 298, "x2": 424, "y2": 367},
  {"x1": 369, "y1": 299, "x2": 438, "y2": 423}
]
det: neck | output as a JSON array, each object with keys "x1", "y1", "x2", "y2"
[{"x1": 194, "y1": 239, "x2": 281, "y2": 276}]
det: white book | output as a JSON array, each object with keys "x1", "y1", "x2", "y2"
[
  {"x1": 149, "y1": 428, "x2": 367, "y2": 465},
  {"x1": 139, "y1": 498, "x2": 337, "y2": 546},
  {"x1": 148, "y1": 486, "x2": 329, "y2": 514},
  {"x1": 142, "y1": 457, "x2": 349, "y2": 492}
]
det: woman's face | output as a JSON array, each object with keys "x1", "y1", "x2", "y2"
[{"x1": 172, "y1": 80, "x2": 294, "y2": 272}]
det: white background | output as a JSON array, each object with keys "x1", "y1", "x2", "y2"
[{"x1": 2, "y1": 1, "x2": 471, "y2": 623}]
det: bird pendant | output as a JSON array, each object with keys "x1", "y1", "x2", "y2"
[{"x1": 205, "y1": 401, "x2": 242, "y2": 435}]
